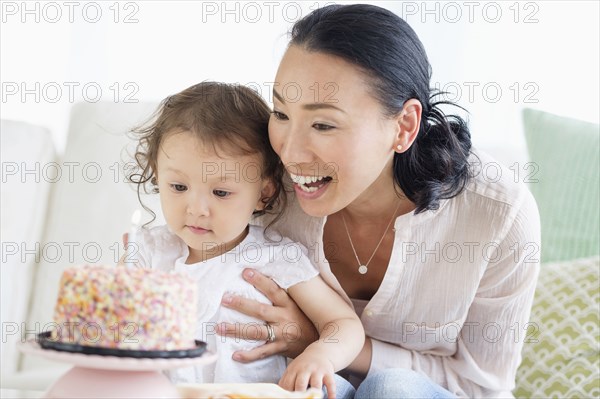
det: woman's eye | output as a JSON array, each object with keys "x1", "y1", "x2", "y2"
[
  {"x1": 271, "y1": 111, "x2": 288, "y2": 121},
  {"x1": 313, "y1": 123, "x2": 335, "y2": 131},
  {"x1": 213, "y1": 190, "x2": 231, "y2": 198},
  {"x1": 170, "y1": 184, "x2": 187, "y2": 192}
]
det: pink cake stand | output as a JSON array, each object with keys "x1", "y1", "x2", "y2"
[{"x1": 18, "y1": 338, "x2": 217, "y2": 398}]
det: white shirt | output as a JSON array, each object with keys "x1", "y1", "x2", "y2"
[
  {"x1": 129, "y1": 224, "x2": 319, "y2": 384},
  {"x1": 254, "y1": 150, "x2": 541, "y2": 398}
]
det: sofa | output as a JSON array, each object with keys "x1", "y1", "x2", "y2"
[
  {"x1": 1, "y1": 102, "x2": 598, "y2": 397},
  {"x1": 1, "y1": 102, "x2": 162, "y2": 389}
]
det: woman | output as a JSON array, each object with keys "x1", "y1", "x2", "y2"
[{"x1": 216, "y1": 4, "x2": 540, "y2": 398}]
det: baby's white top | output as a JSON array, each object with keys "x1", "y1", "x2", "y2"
[{"x1": 130, "y1": 224, "x2": 319, "y2": 383}]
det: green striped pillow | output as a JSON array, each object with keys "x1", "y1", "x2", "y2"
[{"x1": 522, "y1": 109, "x2": 600, "y2": 263}]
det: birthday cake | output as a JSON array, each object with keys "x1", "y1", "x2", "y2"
[{"x1": 51, "y1": 265, "x2": 197, "y2": 351}]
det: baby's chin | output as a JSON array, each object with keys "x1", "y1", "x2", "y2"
[{"x1": 185, "y1": 235, "x2": 245, "y2": 255}]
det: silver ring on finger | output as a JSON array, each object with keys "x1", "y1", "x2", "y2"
[{"x1": 265, "y1": 323, "x2": 276, "y2": 343}]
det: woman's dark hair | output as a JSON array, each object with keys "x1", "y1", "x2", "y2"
[
  {"x1": 290, "y1": 4, "x2": 473, "y2": 213},
  {"x1": 130, "y1": 81, "x2": 285, "y2": 227}
]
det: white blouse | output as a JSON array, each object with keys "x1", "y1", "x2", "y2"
[{"x1": 255, "y1": 150, "x2": 541, "y2": 398}]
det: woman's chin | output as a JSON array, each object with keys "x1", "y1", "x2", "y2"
[{"x1": 294, "y1": 182, "x2": 339, "y2": 217}]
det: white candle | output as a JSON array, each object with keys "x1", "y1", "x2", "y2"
[{"x1": 126, "y1": 209, "x2": 142, "y2": 265}]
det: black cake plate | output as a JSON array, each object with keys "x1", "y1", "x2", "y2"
[{"x1": 36, "y1": 331, "x2": 207, "y2": 359}]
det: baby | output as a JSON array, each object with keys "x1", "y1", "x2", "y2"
[{"x1": 121, "y1": 82, "x2": 363, "y2": 397}]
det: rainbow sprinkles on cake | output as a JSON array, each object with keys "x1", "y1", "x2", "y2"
[{"x1": 51, "y1": 265, "x2": 197, "y2": 351}]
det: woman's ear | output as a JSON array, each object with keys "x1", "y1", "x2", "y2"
[
  {"x1": 393, "y1": 99, "x2": 422, "y2": 153},
  {"x1": 256, "y1": 180, "x2": 276, "y2": 211}
]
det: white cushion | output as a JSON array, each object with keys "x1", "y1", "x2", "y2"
[
  {"x1": 22, "y1": 101, "x2": 163, "y2": 371},
  {"x1": 0, "y1": 120, "x2": 55, "y2": 376}
]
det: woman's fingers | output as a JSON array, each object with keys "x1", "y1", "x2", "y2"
[
  {"x1": 216, "y1": 322, "x2": 273, "y2": 342},
  {"x1": 219, "y1": 269, "x2": 319, "y2": 360},
  {"x1": 221, "y1": 294, "x2": 276, "y2": 321},
  {"x1": 231, "y1": 342, "x2": 282, "y2": 363},
  {"x1": 242, "y1": 268, "x2": 291, "y2": 306}
]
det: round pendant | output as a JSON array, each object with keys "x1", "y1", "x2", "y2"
[{"x1": 358, "y1": 265, "x2": 368, "y2": 274}]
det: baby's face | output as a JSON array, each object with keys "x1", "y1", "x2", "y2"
[{"x1": 156, "y1": 130, "x2": 271, "y2": 263}]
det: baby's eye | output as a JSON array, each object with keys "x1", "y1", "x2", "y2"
[
  {"x1": 313, "y1": 123, "x2": 335, "y2": 131},
  {"x1": 213, "y1": 190, "x2": 231, "y2": 198},
  {"x1": 170, "y1": 184, "x2": 187, "y2": 192},
  {"x1": 271, "y1": 111, "x2": 289, "y2": 121}
]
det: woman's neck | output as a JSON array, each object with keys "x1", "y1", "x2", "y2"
[{"x1": 341, "y1": 165, "x2": 415, "y2": 225}]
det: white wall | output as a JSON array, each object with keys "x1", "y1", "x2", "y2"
[{"x1": 2, "y1": 1, "x2": 598, "y2": 157}]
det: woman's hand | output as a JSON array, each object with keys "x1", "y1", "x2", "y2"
[{"x1": 216, "y1": 268, "x2": 319, "y2": 362}]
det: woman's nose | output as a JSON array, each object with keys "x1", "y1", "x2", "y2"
[{"x1": 278, "y1": 124, "x2": 314, "y2": 167}]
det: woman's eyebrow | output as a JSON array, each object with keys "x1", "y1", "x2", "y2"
[
  {"x1": 273, "y1": 88, "x2": 286, "y2": 104},
  {"x1": 273, "y1": 88, "x2": 346, "y2": 114}
]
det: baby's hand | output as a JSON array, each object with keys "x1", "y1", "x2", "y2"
[{"x1": 278, "y1": 349, "x2": 336, "y2": 398}]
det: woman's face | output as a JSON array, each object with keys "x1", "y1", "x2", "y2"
[{"x1": 269, "y1": 45, "x2": 401, "y2": 217}]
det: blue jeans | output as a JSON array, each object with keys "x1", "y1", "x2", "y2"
[{"x1": 325, "y1": 369, "x2": 456, "y2": 399}]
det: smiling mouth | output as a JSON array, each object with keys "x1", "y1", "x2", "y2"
[{"x1": 289, "y1": 173, "x2": 333, "y2": 193}]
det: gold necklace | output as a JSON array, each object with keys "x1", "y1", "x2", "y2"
[{"x1": 341, "y1": 202, "x2": 401, "y2": 275}]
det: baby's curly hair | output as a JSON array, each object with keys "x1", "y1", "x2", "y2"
[{"x1": 129, "y1": 81, "x2": 285, "y2": 226}]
